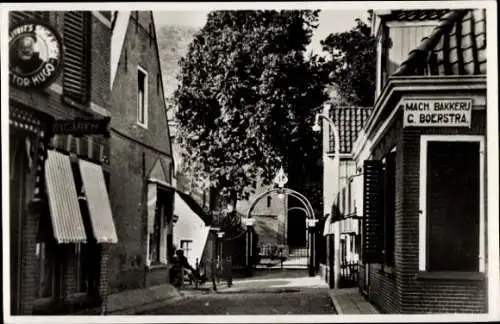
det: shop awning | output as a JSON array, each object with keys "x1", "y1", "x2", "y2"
[
  {"x1": 79, "y1": 159, "x2": 118, "y2": 244},
  {"x1": 45, "y1": 150, "x2": 87, "y2": 243}
]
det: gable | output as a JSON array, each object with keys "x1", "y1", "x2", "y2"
[
  {"x1": 148, "y1": 158, "x2": 168, "y2": 183},
  {"x1": 110, "y1": 10, "x2": 173, "y2": 159}
]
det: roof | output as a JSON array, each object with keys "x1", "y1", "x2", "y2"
[
  {"x1": 394, "y1": 9, "x2": 486, "y2": 76},
  {"x1": 384, "y1": 9, "x2": 450, "y2": 21},
  {"x1": 327, "y1": 105, "x2": 373, "y2": 155}
]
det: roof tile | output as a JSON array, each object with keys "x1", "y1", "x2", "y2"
[
  {"x1": 393, "y1": 9, "x2": 486, "y2": 77},
  {"x1": 327, "y1": 106, "x2": 373, "y2": 154}
]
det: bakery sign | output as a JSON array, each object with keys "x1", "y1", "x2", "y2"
[
  {"x1": 402, "y1": 98, "x2": 472, "y2": 127},
  {"x1": 9, "y1": 20, "x2": 63, "y2": 89}
]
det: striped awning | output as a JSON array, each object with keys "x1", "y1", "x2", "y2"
[
  {"x1": 45, "y1": 150, "x2": 87, "y2": 243},
  {"x1": 79, "y1": 159, "x2": 118, "y2": 244}
]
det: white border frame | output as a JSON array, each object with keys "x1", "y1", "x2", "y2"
[
  {"x1": 137, "y1": 65, "x2": 149, "y2": 129},
  {"x1": 418, "y1": 135, "x2": 485, "y2": 272}
]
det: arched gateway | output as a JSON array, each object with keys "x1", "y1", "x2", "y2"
[{"x1": 242, "y1": 167, "x2": 319, "y2": 277}]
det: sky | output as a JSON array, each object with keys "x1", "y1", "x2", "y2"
[{"x1": 153, "y1": 9, "x2": 369, "y2": 55}]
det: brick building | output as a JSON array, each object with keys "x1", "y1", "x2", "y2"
[
  {"x1": 353, "y1": 9, "x2": 489, "y2": 313},
  {"x1": 8, "y1": 11, "x2": 117, "y2": 315},
  {"x1": 108, "y1": 10, "x2": 182, "y2": 292}
]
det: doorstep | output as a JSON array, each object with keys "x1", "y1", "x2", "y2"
[{"x1": 328, "y1": 288, "x2": 380, "y2": 315}]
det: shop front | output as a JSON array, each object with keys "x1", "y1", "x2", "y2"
[
  {"x1": 355, "y1": 76, "x2": 487, "y2": 314},
  {"x1": 8, "y1": 11, "x2": 116, "y2": 315}
]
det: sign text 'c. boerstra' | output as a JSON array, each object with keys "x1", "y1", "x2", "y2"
[{"x1": 402, "y1": 99, "x2": 472, "y2": 128}]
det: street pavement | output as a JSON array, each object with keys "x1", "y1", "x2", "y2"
[{"x1": 139, "y1": 270, "x2": 337, "y2": 315}]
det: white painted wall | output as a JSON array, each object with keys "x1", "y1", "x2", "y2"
[{"x1": 173, "y1": 193, "x2": 211, "y2": 267}]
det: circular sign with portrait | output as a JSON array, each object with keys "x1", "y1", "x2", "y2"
[{"x1": 9, "y1": 20, "x2": 63, "y2": 89}]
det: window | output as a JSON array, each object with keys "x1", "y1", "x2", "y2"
[
  {"x1": 181, "y1": 240, "x2": 193, "y2": 258},
  {"x1": 383, "y1": 149, "x2": 396, "y2": 267},
  {"x1": 419, "y1": 136, "x2": 484, "y2": 272},
  {"x1": 35, "y1": 242, "x2": 54, "y2": 299},
  {"x1": 63, "y1": 12, "x2": 91, "y2": 104},
  {"x1": 267, "y1": 196, "x2": 272, "y2": 208},
  {"x1": 137, "y1": 66, "x2": 148, "y2": 127}
]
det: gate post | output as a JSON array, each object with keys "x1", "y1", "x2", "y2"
[
  {"x1": 328, "y1": 233, "x2": 335, "y2": 288},
  {"x1": 243, "y1": 218, "x2": 255, "y2": 277},
  {"x1": 306, "y1": 219, "x2": 319, "y2": 277}
]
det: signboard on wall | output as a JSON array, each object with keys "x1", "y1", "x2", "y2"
[
  {"x1": 9, "y1": 20, "x2": 63, "y2": 89},
  {"x1": 52, "y1": 117, "x2": 111, "y2": 137},
  {"x1": 402, "y1": 98, "x2": 472, "y2": 128}
]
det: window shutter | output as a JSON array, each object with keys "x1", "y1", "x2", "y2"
[
  {"x1": 9, "y1": 11, "x2": 49, "y2": 25},
  {"x1": 362, "y1": 160, "x2": 384, "y2": 263},
  {"x1": 63, "y1": 12, "x2": 90, "y2": 104}
]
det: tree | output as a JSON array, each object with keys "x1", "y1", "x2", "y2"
[
  {"x1": 320, "y1": 14, "x2": 376, "y2": 106},
  {"x1": 174, "y1": 10, "x2": 330, "y2": 223}
]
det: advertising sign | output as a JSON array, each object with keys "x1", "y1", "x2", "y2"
[
  {"x1": 402, "y1": 98, "x2": 472, "y2": 127},
  {"x1": 52, "y1": 117, "x2": 111, "y2": 137},
  {"x1": 9, "y1": 20, "x2": 63, "y2": 89}
]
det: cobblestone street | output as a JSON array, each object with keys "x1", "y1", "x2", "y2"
[
  {"x1": 139, "y1": 271, "x2": 337, "y2": 315},
  {"x1": 141, "y1": 289, "x2": 336, "y2": 315}
]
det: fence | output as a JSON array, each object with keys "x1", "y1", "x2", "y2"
[{"x1": 339, "y1": 261, "x2": 359, "y2": 288}]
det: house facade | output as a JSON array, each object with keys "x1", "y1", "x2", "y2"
[
  {"x1": 108, "y1": 11, "x2": 175, "y2": 292},
  {"x1": 320, "y1": 104, "x2": 372, "y2": 286},
  {"x1": 354, "y1": 9, "x2": 489, "y2": 313},
  {"x1": 8, "y1": 11, "x2": 117, "y2": 315}
]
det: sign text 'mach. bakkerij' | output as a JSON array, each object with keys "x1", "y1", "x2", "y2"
[{"x1": 402, "y1": 99, "x2": 472, "y2": 127}]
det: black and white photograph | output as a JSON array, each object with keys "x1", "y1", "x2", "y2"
[{"x1": 1, "y1": 1, "x2": 498, "y2": 322}]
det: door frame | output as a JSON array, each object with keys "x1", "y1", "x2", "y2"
[{"x1": 418, "y1": 135, "x2": 485, "y2": 272}]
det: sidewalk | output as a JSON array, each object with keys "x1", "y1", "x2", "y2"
[
  {"x1": 105, "y1": 283, "x2": 183, "y2": 315},
  {"x1": 328, "y1": 288, "x2": 380, "y2": 314}
]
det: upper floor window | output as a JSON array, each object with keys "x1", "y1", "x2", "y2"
[
  {"x1": 63, "y1": 11, "x2": 91, "y2": 104},
  {"x1": 137, "y1": 66, "x2": 148, "y2": 128}
]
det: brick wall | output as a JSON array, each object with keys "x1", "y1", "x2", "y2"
[
  {"x1": 9, "y1": 11, "x2": 112, "y2": 315},
  {"x1": 366, "y1": 114, "x2": 403, "y2": 313},
  {"x1": 108, "y1": 134, "x2": 147, "y2": 293},
  {"x1": 108, "y1": 12, "x2": 173, "y2": 293},
  {"x1": 363, "y1": 104, "x2": 487, "y2": 314},
  {"x1": 400, "y1": 108, "x2": 487, "y2": 313}
]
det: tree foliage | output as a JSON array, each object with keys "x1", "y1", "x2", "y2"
[
  {"x1": 320, "y1": 16, "x2": 376, "y2": 106},
  {"x1": 175, "y1": 10, "x2": 329, "y2": 209}
]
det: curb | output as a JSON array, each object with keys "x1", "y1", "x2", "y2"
[{"x1": 328, "y1": 292, "x2": 345, "y2": 315}]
